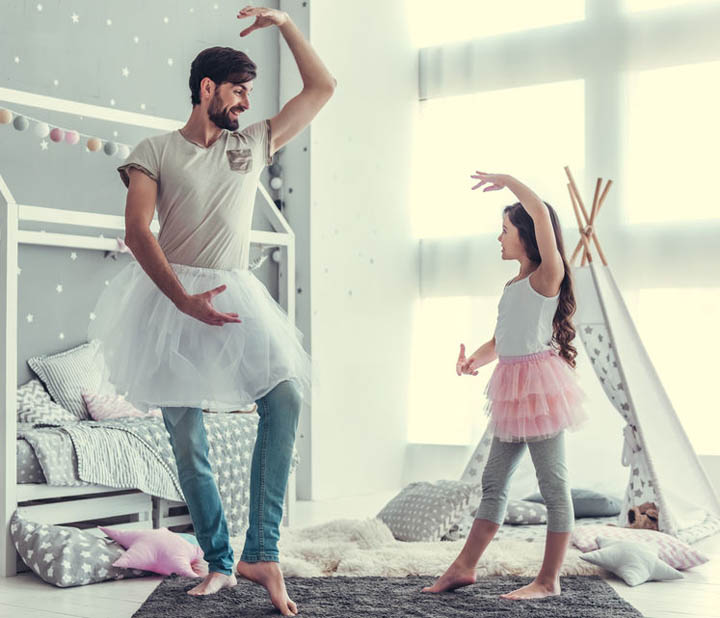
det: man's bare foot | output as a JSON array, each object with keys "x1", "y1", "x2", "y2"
[
  {"x1": 235, "y1": 560, "x2": 297, "y2": 616},
  {"x1": 421, "y1": 562, "x2": 476, "y2": 593},
  {"x1": 187, "y1": 571, "x2": 237, "y2": 596},
  {"x1": 500, "y1": 577, "x2": 561, "y2": 600}
]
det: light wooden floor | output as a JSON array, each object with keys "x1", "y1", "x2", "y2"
[{"x1": 0, "y1": 490, "x2": 718, "y2": 618}]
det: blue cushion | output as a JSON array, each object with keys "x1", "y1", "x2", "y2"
[{"x1": 523, "y1": 488, "x2": 621, "y2": 518}]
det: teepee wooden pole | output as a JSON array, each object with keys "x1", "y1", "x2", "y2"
[
  {"x1": 590, "y1": 178, "x2": 602, "y2": 224},
  {"x1": 568, "y1": 181, "x2": 593, "y2": 263},
  {"x1": 564, "y1": 167, "x2": 590, "y2": 222},
  {"x1": 568, "y1": 183, "x2": 593, "y2": 265},
  {"x1": 565, "y1": 167, "x2": 612, "y2": 267},
  {"x1": 596, "y1": 179, "x2": 613, "y2": 219}
]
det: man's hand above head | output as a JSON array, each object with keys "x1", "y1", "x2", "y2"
[{"x1": 237, "y1": 6, "x2": 289, "y2": 36}]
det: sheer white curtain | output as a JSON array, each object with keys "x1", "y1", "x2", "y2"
[{"x1": 407, "y1": 0, "x2": 720, "y2": 455}]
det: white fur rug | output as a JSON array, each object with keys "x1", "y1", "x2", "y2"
[{"x1": 231, "y1": 518, "x2": 602, "y2": 578}]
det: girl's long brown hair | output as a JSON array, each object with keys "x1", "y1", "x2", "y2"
[{"x1": 504, "y1": 202, "x2": 578, "y2": 367}]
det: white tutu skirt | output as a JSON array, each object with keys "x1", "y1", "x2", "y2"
[{"x1": 88, "y1": 261, "x2": 311, "y2": 412}]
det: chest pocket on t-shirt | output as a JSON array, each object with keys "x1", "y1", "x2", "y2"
[{"x1": 226, "y1": 148, "x2": 253, "y2": 173}]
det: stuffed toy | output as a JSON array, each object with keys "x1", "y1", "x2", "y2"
[{"x1": 627, "y1": 501, "x2": 659, "y2": 530}]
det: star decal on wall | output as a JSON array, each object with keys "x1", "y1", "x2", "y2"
[{"x1": 71, "y1": 13, "x2": 79, "y2": 24}]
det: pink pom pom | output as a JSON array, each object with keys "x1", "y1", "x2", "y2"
[
  {"x1": 65, "y1": 130, "x2": 79, "y2": 145},
  {"x1": 49, "y1": 128, "x2": 64, "y2": 143}
]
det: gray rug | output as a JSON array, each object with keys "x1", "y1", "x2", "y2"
[{"x1": 132, "y1": 575, "x2": 643, "y2": 617}]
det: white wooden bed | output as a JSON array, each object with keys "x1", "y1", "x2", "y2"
[{"x1": 0, "y1": 143, "x2": 298, "y2": 576}]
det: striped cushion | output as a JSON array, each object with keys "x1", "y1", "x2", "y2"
[
  {"x1": 17, "y1": 379, "x2": 77, "y2": 425},
  {"x1": 28, "y1": 340, "x2": 116, "y2": 421},
  {"x1": 572, "y1": 524, "x2": 708, "y2": 570}
]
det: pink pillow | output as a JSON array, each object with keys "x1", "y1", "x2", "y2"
[
  {"x1": 100, "y1": 527, "x2": 207, "y2": 577},
  {"x1": 83, "y1": 392, "x2": 161, "y2": 421},
  {"x1": 572, "y1": 524, "x2": 708, "y2": 570}
]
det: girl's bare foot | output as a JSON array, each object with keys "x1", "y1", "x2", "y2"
[
  {"x1": 235, "y1": 560, "x2": 298, "y2": 616},
  {"x1": 187, "y1": 571, "x2": 237, "y2": 596},
  {"x1": 500, "y1": 577, "x2": 561, "y2": 600},
  {"x1": 421, "y1": 562, "x2": 477, "y2": 593}
]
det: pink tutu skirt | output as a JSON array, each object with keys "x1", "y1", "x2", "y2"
[{"x1": 485, "y1": 349, "x2": 587, "y2": 442}]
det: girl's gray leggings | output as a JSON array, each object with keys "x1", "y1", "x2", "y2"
[{"x1": 475, "y1": 431, "x2": 574, "y2": 532}]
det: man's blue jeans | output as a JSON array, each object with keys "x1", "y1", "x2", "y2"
[{"x1": 161, "y1": 380, "x2": 301, "y2": 574}]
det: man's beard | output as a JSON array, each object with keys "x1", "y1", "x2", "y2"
[{"x1": 208, "y1": 93, "x2": 243, "y2": 131}]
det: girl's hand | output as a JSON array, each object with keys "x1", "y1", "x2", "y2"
[
  {"x1": 470, "y1": 171, "x2": 512, "y2": 192},
  {"x1": 237, "y1": 6, "x2": 289, "y2": 36},
  {"x1": 456, "y1": 343, "x2": 480, "y2": 376}
]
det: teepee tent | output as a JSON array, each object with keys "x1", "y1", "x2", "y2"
[{"x1": 460, "y1": 168, "x2": 720, "y2": 542}]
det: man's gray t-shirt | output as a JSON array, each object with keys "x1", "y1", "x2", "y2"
[{"x1": 118, "y1": 120, "x2": 271, "y2": 271}]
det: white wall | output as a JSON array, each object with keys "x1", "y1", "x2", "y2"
[
  {"x1": 279, "y1": 0, "x2": 314, "y2": 500},
  {"x1": 307, "y1": 0, "x2": 418, "y2": 500}
]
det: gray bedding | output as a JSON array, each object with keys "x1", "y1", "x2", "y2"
[
  {"x1": 17, "y1": 424, "x2": 87, "y2": 486},
  {"x1": 16, "y1": 437, "x2": 47, "y2": 483},
  {"x1": 15, "y1": 414, "x2": 261, "y2": 535}
]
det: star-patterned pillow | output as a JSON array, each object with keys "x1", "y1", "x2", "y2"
[
  {"x1": 17, "y1": 379, "x2": 77, "y2": 426},
  {"x1": 580, "y1": 537, "x2": 683, "y2": 586},
  {"x1": 571, "y1": 524, "x2": 709, "y2": 570},
  {"x1": 10, "y1": 511, "x2": 148, "y2": 587},
  {"x1": 504, "y1": 499, "x2": 548, "y2": 525},
  {"x1": 377, "y1": 480, "x2": 483, "y2": 542}
]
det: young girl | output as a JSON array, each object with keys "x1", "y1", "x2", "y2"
[{"x1": 422, "y1": 171, "x2": 587, "y2": 600}]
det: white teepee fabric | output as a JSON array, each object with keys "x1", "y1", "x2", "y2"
[{"x1": 461, "y1": 262, "x2": 720, "y2": 542}]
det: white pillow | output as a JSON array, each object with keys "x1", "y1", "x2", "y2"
[
  {"x1": 17, "y1": 379, "x2": 77, "y2": 425},
  {"x1": 572, "y1": 523, "x2": 708, "y2": 570},
  {"x1": 580, "y1": 537, "x2": 683, "y2": 586},
  {"x1": 28, "y1": 340, "x2": 116, "y2": 421}
]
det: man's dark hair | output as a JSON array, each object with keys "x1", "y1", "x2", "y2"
[{"x1": 189, "y1": 47, "x2": 257, "y2": 106}]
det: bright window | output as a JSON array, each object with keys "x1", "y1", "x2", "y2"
[
  {"x1": 624, "y1": 61, "x2": 720, "y2": 224},
  {"x1": 405, "y1": 0, "x2": 585, "y2": 48},
  {"x1": 625, "y1": 287, "x2": 720, "y2": 455},
  {"x1": 411, "y1": 80, "x2": 585, "y2": 239}
]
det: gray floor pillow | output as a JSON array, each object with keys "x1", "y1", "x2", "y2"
[
  {"x1": 524, "y1": 488, "x2": 621, "y2": 518},
  {"x1": 377, "y1": 480, "x2": 482, "y2": 542},
  {"x1": 10, "y1": 511, "x2": 148, "y2": 587},
  {"x1": 504, "y1": 499, "x2": 548, "y2": 525}
]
